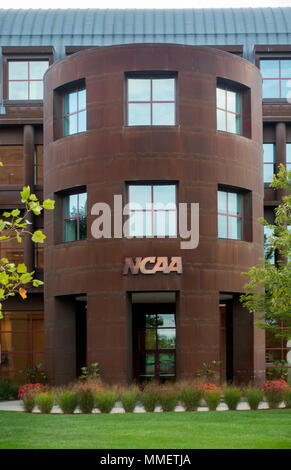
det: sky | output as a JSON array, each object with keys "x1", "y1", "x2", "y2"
[{"x1": 2, "y1": 0, "x2": 291, "y2": 10}]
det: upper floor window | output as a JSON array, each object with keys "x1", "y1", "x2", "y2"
[
  {"x1": 286, "y1": 144, "x2": 291, "y2": 172},
  {"x1": 64, "y1": 86, "x2": 86, "y2": 136},
  {"x1": 127, "y1": 183, "x2": 177, "y2": 237},
  {"x1": 218, "y1": 190, "x2": 243, "y2": 240},
  {"x1": 8, "y1": 60, "x2": 48, "y2": 100},
  {"x1": 216, "y1": 86, "x2": 242, "y2": 135},
  {"x1": 263, "y1": 143, "x2": 276, "y2": 183},
  {"x1": 260, "y1": 59, "x2": 291, "y2": 99},
  {"x1": 64, "y1": 192, "x2": 87, "y2": 242},
  {"x1": 127, "y1": 76, "x2": 176, "y2": 126}
]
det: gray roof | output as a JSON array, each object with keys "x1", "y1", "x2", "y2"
[{"x1": 1, "y1": 8, "x2": 291, "y2": 61}]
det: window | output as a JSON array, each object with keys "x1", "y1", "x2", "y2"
[
  {"x1": 63, "y1": 192, "x2": 87, "y2": 242},
  {"x1": 127, "y1": 184, "x2": 177, "y2": 237},
  {"x1": 0, "y1": 146, "x2": 23, "y2": 185},
  {"x1": 216, "y1": 86, "x2": 242, "y2": 135},
  {"x1": 34, "y1": 146, "x2": 43, "y2": 185},
  {"x1": 265, "y1": 320, "x2": 291, "y2": 380},
  {"x1": 260, "y1": 59, "x2": 291, "y2": 99},
  {"x1": 264, "y1": 226, "x2": 275, "y2": 264},
  {"x1": 127, "y1": 76, "x2": 176, "y2": 126},
  {"x1": 63, "y1": 86, "x2": 86, "y2": 136},
  {"x1": 218, "y1": 190, "x2": 243, "y2": 240},
  {"x1": 8, "y1": 60, "x2": 48, "y2": 100},
  {"x1": 286, "y1": 144, "x2": 291, "y2": 172},
  {"x1": 263, "y1": 143, "x2": 276, "y2": 183}
]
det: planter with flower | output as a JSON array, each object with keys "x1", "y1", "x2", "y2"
[
  {"x1": 261, "y1": 380, "x2": 289, "y2": 409},
  {"x1": 199, "y1": 383, "x2": 222, "y2": 411},
  {"x1": 18, "y1": 383, "x2": 49, "y2": 413}
]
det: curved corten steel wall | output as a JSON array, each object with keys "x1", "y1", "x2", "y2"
[{"x1": 43, "y1": 44, "x2": 264, "y2": 385}]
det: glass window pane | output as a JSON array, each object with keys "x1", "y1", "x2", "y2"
[
  {"x1": 78, "y1": 193, "x2": 87, "y2": 215},
  {"x1": 159, "y1": 353, "x2": 175, "y2": 376},
  {"x1": 64, "y1": 91, "x2": 78, "y2": 115},
  {"x1": 129, "y1": 211, "x2": 152, "y2": 237},
  {"x1": 64, "y1": 219, "x2": 77, "y2": 242},
  {"x1": 218, "y1": 191, "x2": 227, "y2": 213},
  {"x1": 158, "y1": 329, "x2": 176, "y2": 349},
  {"x1": 280, "y1": 80, "x2": 291, "y2": 99},
  {"x1": 260, "y1": 60, "x2": 279, "y2": 79},
  {"x1": 128, "y1": 103, "x2": 151, "y2": 126},
  {"x1": 216, "y1": 87, "x2": 225, "y2": 109},
  {"x1": 29, "y1": 61, "x2": 48, "y2": 79},
  {"x1": 157, "y1": 314, "x2": 175, "y2": 328},
  {"x1": 262, "y1": 79, "x2": 280, "y2": 98},
  {"x1": 78, "y1": 88, "x2": 86, "y2": 110},
  {"x1": 145, "y1": 329, "x2": 156, "y2": 349},
  {"x1": 264, "y1": 164, "x2": 275, "y2": 183},
  {"x1": 153, "y1": 185, "x2": 176, "y2": 205},
  {"x1": 228, "y1": 216, "x2": 242, "y2": 240},
  {"x1": 228, "y1": 193, "x2": 242, "y2": 216},
  {"x1": 140, "y1": 353, "x2": 155, "y2": 376},
  {"x1": 154, "y1": 211, "x2": 177, "y2": 237},
  {"x1": 78, "y1": 111, "x2": 87, "y2": 133},
  {"x1": 263, "y1": 143, "x2": 275, "y2": 163},
  {"x1": 64, "y1": 114, "x2": 77, "y2": 136},
  {"x1": 128, "y1": 78, "x2": 151, "y2": 101},
  {"x1": 287, "y1": 163, "x2": 291, "y2": 172},
  {"x1": 9, "y1": 82, "x2": 28, "y2": 100},
  {"x1": 226, "y1": 90, "x2": 240, "y2": 113},
  {"x1": 218, "y1": 214, "x2": 227, "y2": 238},
  {"x1": 64, "y1": 194, "x2": 78, "y2": 218},
  {"x1": 217, "y1": 109, "x2": 226, "y2": 131},
  {"x1": 152, "y1": 78, "x2": 175, "y2": 101},
  {"x1": 79, "y1": 217, "x2": 87, "y2": 240},
  {"x1": 152, "y1": 103, "x2": 175, "y2": 125},
  {"x1": 287, "y1": 144, "x2": 291, "y2": 162},
  {"x1": 280, "y1": 60, "x2": 291, "y2": 78},
  {"x1": 146, "y1": 314, "x2": 156, "y2": 327},
  {"x1": 129, "y1": 185, "x2": 152, "y2": 209},
  {"x1": 9, "y1": 61, "x2": 28, "y2": 80},
  {"x1": 29, "y1": 81, "x2": 43, "y2": 100},
  {"x1": 227, "y1": 112, "x2": 241, "y2": 135}
]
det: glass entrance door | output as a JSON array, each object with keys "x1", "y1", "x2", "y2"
[{"x1": 132, "y1": 304, "x2": 176, "y2": 383}]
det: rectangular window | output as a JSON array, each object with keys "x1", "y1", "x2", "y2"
[
  {"x1": 260, "y1": 59, "x2": 291, "y2": 99},
  {"x1": 8, "y1": 60, "x2": 48, "y2": 100},
  {"x1": 287, "y1": 144, "x2": 291, "y2": 172},
  {"x1": 127, "y1": 184, "x2": 177, "y2": 237},
  {"x1": 64, "y1": 192, "x2": 87, "y2": 242},
  {"x1": 265, "y1": 320, "x2": 291, "y2": 381},
  {"x1": 64, "y1": 86, "x2": 86, "y2": 136},
  {"x1": 216, "y1": 86, "x2": 242, "y2": 135},
  {"x1": 263, "y1": 143, "x2": 276, "y2": 183},
  {"x1": 34, "y1": 146, "x2": 43, "y2": 185},
  {"x1": 218, "y1": 190, "x2": 243, "y2": 240},
  {"x1": 127, "y1": 76, "x2": 176, "y2": 126},
  {"x1": 0, "y1": 146, "x2": 23, "y2": 185}
]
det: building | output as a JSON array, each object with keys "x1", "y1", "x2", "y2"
[{"x1": 0, "y1": 8, "x2": 290, "y2": 386}]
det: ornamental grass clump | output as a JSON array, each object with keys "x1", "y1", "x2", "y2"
[
  {"x1": 56, "y1": 389, "x2": 78, "y2": 414},
  {"x1": 120, "y1": 386, "x2": 140, "y2": 413},
  {"x1": 159, "y1": 386, "x2": 179, "y2": 412},
  {"x1": 35, "y1": 392, "x2": 55, "y2": 414},
  {"x1": 94, "y1": 389, "x2": 118, "y2": 414},
  {"x1": 140, "y1": 382, "x2": 160, "y2": 412},
  {"x1": 22, "y1": 392, "x2": 35, "y2": 413},
  {"x1": 223, "y1": 385, "x2": 242, "y2": 411},
  {"x1": 262, "y1": 380, "x2": 289, "y2": 409},
  {"x1": 77, "y1": 386, "x2": 95, "y2": 414},
  {"x1": 245, "y1": 387, "x2": 263, "y2": 410},
  {"x1": 180, "y1": 386, "x2": 202, "y2": 411},
  {"x1": 200, "y1": 383, "x2": 222, "y2": 411},
  {"x1": 283, "y1": 387, "x2": 291, "y2": 408}
]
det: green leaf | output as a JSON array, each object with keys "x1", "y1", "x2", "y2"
[
  {"x1": 11, "y1": 209, "x2": 20, "y2": 217},
  {"x1": 20, "y1": 273, "x2": 33, "y2": 284},
  {"x1": 2, "y1": 212, "x2": 11, "y2": 218},
  {"x1": 16, "y1": 233, "x2": 22, "y2": 243},
  {"x1": 29, "y1": 194, "x2": 38, "y2": 201},
  {"x1": 29, "y1": 201, "x2": 42, "y2": 216},
  {"x1": 21, "y1": 186, "x2": 30, "y2": 202},
  {"x1": 0, "y1": 220, "x2": 5, "y2": 231},
  {"x1": 0, "y1": 258, "x2": 9, "y2": 264},
  {"x1": 0, "y1": 236, "x2": 10, "y2": 240},
  {"x1": 31, "y1": 230, "x2": 46, "y2": 244},
  {"x1": 0, "y1": 288, "x2": 5, "y2": 299},
  {"x1": 17, "y1": 263, "x2": 27, "y2": 274},
  {"x1": 0, "y1": 272, "x2": 9, "y2": 285},
  {"x1": 42, "y1": 199, "x2": 55, "y2": 210},
  {"x1": 32, "y1": 279, "x2": 44, "y2": 287}
]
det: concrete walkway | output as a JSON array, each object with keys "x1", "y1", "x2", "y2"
[{"x1": 0, "y1": 399, "x2": 286, "y2": 413}]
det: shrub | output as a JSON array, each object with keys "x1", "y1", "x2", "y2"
[
  {"x1": 22, "y1": 392, "x2": 35, "y2": 413},
  {"x1": 35, "y1": 392, "x2": 55, "y2": 414},
  {"x1": 245, "y1": 387, "x2": 263, "y2": 410},
  {"x1": 223, "y1": 386, "x2": 242, "y2": 411},
  {"x1": 200, "y1": 383, "x2": 222, "y2": 411},
  {"x1": 283, "y1": 387, "x2": 291, "y2": 409},
  {"x1": 262, "y1": 380, "x2": 289, "y2": 409},
  {"x1": 0, "y1": 381, "x2": 12, "y2": 400},
  {"x1": 18, "y1": 383, "x2": 48, "y2": 399},
  {"x1": 180, "y1": 386, "x2": 202, "y2": 411},
  {"x1": 120, "y1": 387, "x2": 139, "y2": 413},
  {"x1": 56, "y1": 390, "x2": 78, "y2": 414},
  {"x1": 9, "y1": 383, "x2": 20, "y2": 400},
  {"x1": 159, "y1": 387, "x2": 179, "y2": 412},
  {"x1": 94, "y1": 390, "x2": 118, "y2": 413},
  {"x1": 140, "y1": 383, "x2": 160, "y2": 412},
  {"x1": 78, "y1": 387, "x2": 95, "y2": 414}
]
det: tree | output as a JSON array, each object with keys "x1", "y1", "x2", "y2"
[
  {"x1": 240, "y1": 164, "x2": 291, "y2": 340},
  {"x1": 0, "y1": 180, "x2": 54, "y2": 319}
]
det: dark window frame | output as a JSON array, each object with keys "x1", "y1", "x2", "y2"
[
  {"x1": 63, "y1": 84, "x2": 87, "y2": 137},
  {"x1": 63, "y1": 191, "x2": 87, "y2": 242}
]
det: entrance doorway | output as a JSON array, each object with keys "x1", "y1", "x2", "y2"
[{"x1": 131, "y1": 292, "x2": 176, "y2": 383}]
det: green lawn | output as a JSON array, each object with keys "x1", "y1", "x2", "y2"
[{"x1": 0, "y1": 409, "x2": 291, "y2": 449}]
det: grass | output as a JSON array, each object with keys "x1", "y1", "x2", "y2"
[{"x1": 0, "y1": 410, "x2": 291, "y2": 449}]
